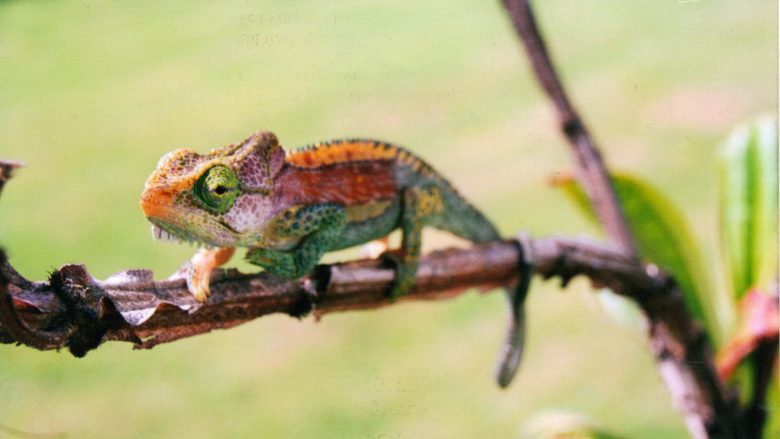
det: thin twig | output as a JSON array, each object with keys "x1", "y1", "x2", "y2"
[
  {"x1": 0, "y1": 159, "x2": 24, "y2": 195},
  {"x1": 501, "y1": 0, "x2": 636, "y2": 255}
]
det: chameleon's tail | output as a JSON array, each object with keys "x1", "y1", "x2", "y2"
[
  {"x1": 495, "y1": 263, "x2": 531, "y2": 388},
  {"x1": 432, "y1": 188, "x2": 529, "y2": 388}
]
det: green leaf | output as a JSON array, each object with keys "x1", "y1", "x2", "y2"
[
  {"x1": 719, "y1": 116, "x2": 778, "y2": 299},
  {"x1": 555, "y1": 173, "x2": 717, "y2": 341}
]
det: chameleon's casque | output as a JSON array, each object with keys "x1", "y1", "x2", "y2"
[{"x1": 141, "y1": 131, "x2": 528, "y2": 387}]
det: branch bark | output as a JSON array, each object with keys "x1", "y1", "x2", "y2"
[{"x1": 0, "y1": 237, "x2": 520, "y2": 350}]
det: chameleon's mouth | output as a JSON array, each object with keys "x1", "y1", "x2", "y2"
[{"x1": 148, "y1": 217, "x2": 236, "y2": 248}]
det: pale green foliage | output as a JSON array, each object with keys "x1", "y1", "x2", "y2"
[
  {"x1": 718, "y1": 117, "x2": 778, "y2": 439},
  {"x1": 719, "y1": 116, "x2": 778, "y2": 299}
]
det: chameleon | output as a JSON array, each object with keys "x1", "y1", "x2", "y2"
[{"x1": 140, "y1": 131, "x2": 530, "y2": 387}]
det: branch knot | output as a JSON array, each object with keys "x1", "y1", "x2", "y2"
[{"x1": 50, "y1": 265, "x2": 129, "y2": 357}]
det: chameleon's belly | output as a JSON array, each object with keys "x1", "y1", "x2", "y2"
[{"x1": 333, "y1": 197, "x2": 401, "y2": 250}]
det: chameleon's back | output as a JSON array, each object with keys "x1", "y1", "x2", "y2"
[{"x1": 285, "y1": 139, "x2": 501, "y2": 244}]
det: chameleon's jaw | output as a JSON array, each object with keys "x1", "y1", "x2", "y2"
[{"x1": 142, "y1": 186, "x2": 202, "y2": 244}]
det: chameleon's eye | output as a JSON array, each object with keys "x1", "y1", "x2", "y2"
[{"x1": 194, "y1": 165, "x2": 239, "y2": 213}]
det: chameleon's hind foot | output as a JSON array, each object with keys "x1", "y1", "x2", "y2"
[{"x1": 380, "y1": 251, "x2": 417, "y2": 301}]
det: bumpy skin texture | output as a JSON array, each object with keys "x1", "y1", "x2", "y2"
[{"x1": 141, "y1": 131, "x2": 527, "y2": 387}]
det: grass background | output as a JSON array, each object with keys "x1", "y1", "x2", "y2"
[{"x1": 0, "y1": 0, "x2": 776, "y2": 437}]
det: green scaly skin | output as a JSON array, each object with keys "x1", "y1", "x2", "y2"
[{"x1": 140, "y1": 131, "x2": 530, "y2": 387}]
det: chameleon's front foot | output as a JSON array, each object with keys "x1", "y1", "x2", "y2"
[{"x1": 179, "y1": 247, "x2": 236, "y2": 302}]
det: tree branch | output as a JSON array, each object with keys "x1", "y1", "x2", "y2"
[
  {"x1": 501, "y1": 0, "x2": 636, "y2": 255},
  {"x1": 0, "y1": 237, "x2": 516, "y2": 350},
  {"x1": 0, "y1": 230, "x2": 707, "y2": 355}
]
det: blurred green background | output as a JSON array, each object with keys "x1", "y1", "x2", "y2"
[{"x1": 0, "y1": 1, "x2": 775, "y2": 437}]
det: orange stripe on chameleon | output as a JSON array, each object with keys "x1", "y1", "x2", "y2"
[{"x1": 286, "y1": 140, "x2": 397, "y2": 168}]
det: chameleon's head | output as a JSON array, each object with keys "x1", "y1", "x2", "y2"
[{"x1": 140, "y1": 131, "x2": 285, "y2": 247}]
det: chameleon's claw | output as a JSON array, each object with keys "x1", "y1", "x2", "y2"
[
  {"x1": 186, "y1": 261, "x2": 212, "y2": 302},
  {"x1": 181, "y1": 247, "x2": 236, "y2": 303}
]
